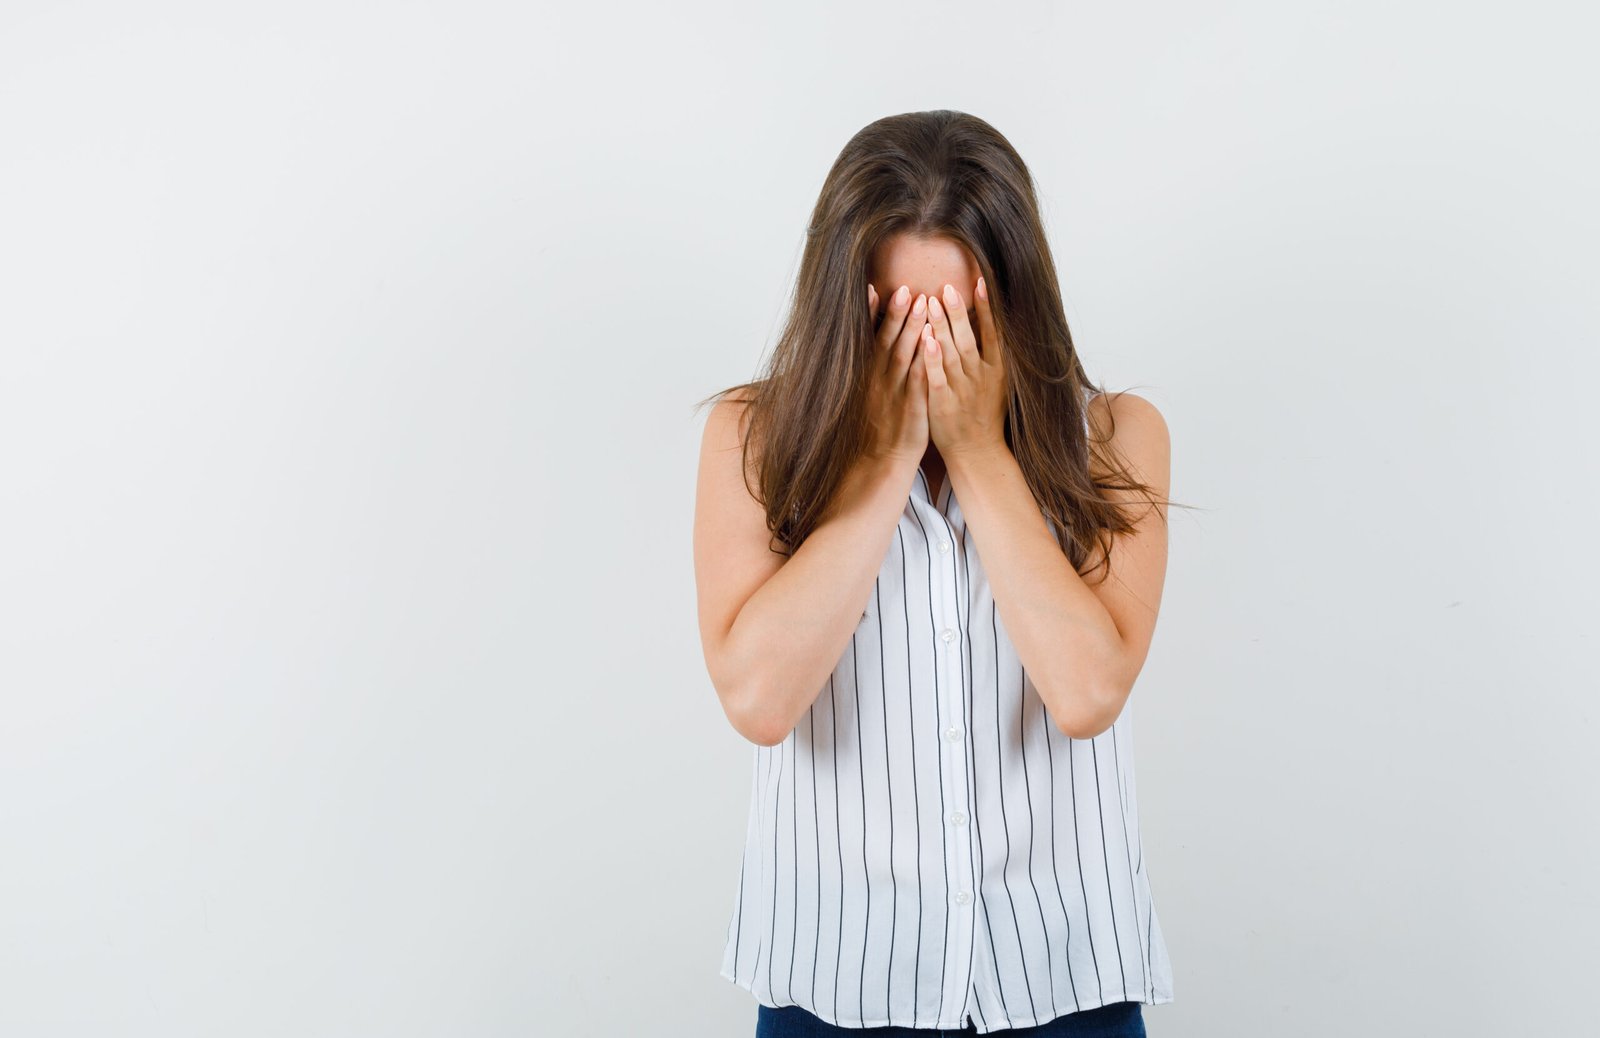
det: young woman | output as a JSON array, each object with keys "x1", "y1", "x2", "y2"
[{"x1": 694, "y1": 111, "x2": 1176, "y2": 1037}]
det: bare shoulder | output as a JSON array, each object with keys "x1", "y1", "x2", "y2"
[
  {"x1": 699, "y1": 387, "x2": 764, "y2": 488},
  {"x1": 1081, "y1": 390, "x2": 1171, "y2": 530},
  {"x1": 702, "y1": 385, "x2": 755, "y2": 449},
  {"x1": 1087, "y1": 390, "x2": 1168, "y2": 443},
  {"x1": 697, "y1": 386, "x2": 769, "y2": 537},
  {"x1": 695, "y1": 382, "x2": 782, "y2": 609},
  {"x1": 1085, "y1": 391, "x2": 1171, "y2": 514}
]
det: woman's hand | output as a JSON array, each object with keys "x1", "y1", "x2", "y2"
[
  {"x1": 921, "y1": 277, "x2": 1009, "y2": 459},
  {"x1": 863, "y1": 283, "x2": 931, "y2": 465}
]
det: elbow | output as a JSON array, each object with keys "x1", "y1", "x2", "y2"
[
  {"x1": 707, "y1": 643, "x2": 795, "y2": 746},
  {"x1": 1049, "y1": 677, "x2": 1126, "y2": 741},
  {"x1": 746, "y1": 725, "x2": 790, "y2": 748},
  {"x1": 1053, "y1": 712, "x2": 1100, "y2": 742},
  {"x1": 736, "y1": 712, "x2": 793, "y2": 749},
  {"x1": 739, "y1": 709, "x2": 791, "y2": 748},
  {"x1": 722, "y1": 675, "x2": 795, "y2": 747}
]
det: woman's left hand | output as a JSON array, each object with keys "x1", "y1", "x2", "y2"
[{"x1": 920, "y1": 277, "x2": 1010, "y2": 459}]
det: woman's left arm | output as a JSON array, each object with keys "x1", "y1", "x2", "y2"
[{"x1": 946, "y1": 393, "x2": 1171, "y2": 740}]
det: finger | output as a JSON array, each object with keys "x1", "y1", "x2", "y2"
[
  {"x1": 939, "y1": 283, "x2": 981, "y2": 371},
  {"x1": 887, "y1": 291, "x2": 927, "y2": 379},
  {"x1": 975, "y1": 275, "x2": 1004, "y2": 373},
  {"x1": 921, "y1": 323, "x2": 950, "y2": 399},
  {"x1": 925, "y1": 294, "x2": 966, "y2": 383},
  {"x1": 905, "y1": 336, "x2": 929, "y2": 414},
  {"x1": 870, "y1": 282, "x2": 896, "y2": 338},
  {"x1": 872, "y1": 284, "x2": 905, "y2": 379},
  {"x1": 874, "y1": 284, "x2": 911, "y2": 354}
]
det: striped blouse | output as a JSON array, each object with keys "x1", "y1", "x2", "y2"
[{"x1": 718, "y1": 409, "x2": 1175, "y2": 1033}]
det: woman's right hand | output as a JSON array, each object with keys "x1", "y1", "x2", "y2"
[{"x1": 863, "y1": 283, "x2": 930, "y2": 466}]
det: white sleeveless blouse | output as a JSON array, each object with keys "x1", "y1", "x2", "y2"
[{"x1": 718, "y1": 404, "x2": 1175, "y2": 1033}]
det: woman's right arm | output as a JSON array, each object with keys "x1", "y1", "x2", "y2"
[{"x1": 693, "y1": 393, "x2": 918, "y2": 746}]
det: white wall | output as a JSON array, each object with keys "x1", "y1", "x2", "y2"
[{"x1": 2, "y1": 2, "x2": 1595, "y2": 1035}]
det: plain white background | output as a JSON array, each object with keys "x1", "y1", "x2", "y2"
[{"x1": 2, "y1": 2, "x2": 1596, "y2": 1035}]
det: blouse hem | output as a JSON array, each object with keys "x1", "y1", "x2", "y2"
[{"x1": 721, "y1": 966, "x2": 1173, "y2": 1033}]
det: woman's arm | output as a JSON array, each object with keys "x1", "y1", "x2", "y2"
[
  {"x1": 694, "y1": 393, "x2": 918, "y2": 746},
  {"x1": 945, "y1": 392, "x2": 1172, "y2": 739}
]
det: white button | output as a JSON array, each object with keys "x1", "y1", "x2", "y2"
[
  {"x1": 954, "y1": 891, "x2": 972, "y2": 906},
  {"x1": 938, "y1": 540, "x2": 951, "y2": 554},
  {"x1": 940, "y1": 627, "x2": 956, "y2": 643},
  {"x1": 944, "y1": 725, "x2": 963, "y2": 742},
  {"x1": 949, "y1": 810, "x2": 967, "y2": 826}
]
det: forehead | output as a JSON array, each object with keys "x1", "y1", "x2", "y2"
[{"x1": 868, "y1": 233, "x2": 980, "y2": 296}]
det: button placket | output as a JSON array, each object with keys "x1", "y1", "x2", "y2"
[{"x1": 928, "y1": 502, "x2": 976, "y2": 1023}]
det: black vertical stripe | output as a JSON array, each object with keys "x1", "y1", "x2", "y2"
[
  {"x1": 1111, "y1": 719, "x2": 1154, "y2": 1001},
  {"x1": 1067, "y1": 739, "x2": 1105, "y2": 1004},
  {"x1": 851, "y1": 631, "x2": 871, "y2": 1025},
  {"x1": 810, "y1": 706, "x2": 822, "y2": 1009},
  {"x1": 789, "y1": 726, "x2": 799, "y2": 1003},
  {"x1": 874, "y1": 575, "x2": 898, "y2": 1022},
  {"x1": 730, "y1": 748, "x2": 754, "y2": 986},
  {"x1": 830, "y1": 674, "x2": 844, "y2": 1024},
  {"x1": 989, "y1": 592, "x2": 1041, "y2": 1020},
  {"x1": 1015, "y1": 658, "x2": 1058, "y2": 1019},
  {"x1": 1146, "y1": 909, "x2": 1155, "y2": 1001},
  {"x1": 768, "y1": 734, "x2": 786, "y2": 999},
  {"x1": 1089, "y1": 737, "x2": 1129, "y2": 996},
  {"x1": 731, "y1": 849, "x2": 747, "y2": 983},
  {"x1": 1041, "y1": 698, "x2": 1083, "y2": 1011},
  {"x1": 757, "y1": 744, "x2": 774, "y2": 989}
]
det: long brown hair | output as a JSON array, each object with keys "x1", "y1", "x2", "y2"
[{"x1": 695, "y1": 109, "x2": 1177, "y2": 580}]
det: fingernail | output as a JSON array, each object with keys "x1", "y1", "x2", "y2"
[
  {"x1": 943, "y1": 284, "x2": 958, "y2": 307},
  {"x1": 912, "y1": 294, "x2": 926, "y2": 316},
  {"x1": 894, "y1": 285, "x2": 909, "y2": 307},
  {"x1": 977, "y1": 276, "x2": 987, "y2": 300},
  {"x1": 928, "y1": 295, "x2": 943, "y2": 319}
]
